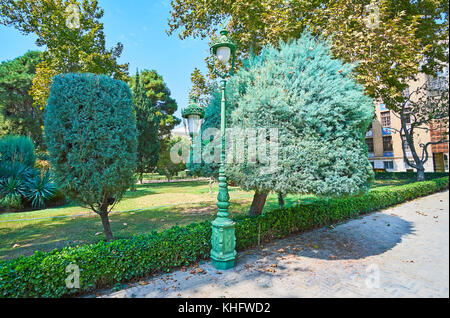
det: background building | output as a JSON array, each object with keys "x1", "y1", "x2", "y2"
[{"x1": 366, "y1": 70, "x2": 449, "y2": 173}]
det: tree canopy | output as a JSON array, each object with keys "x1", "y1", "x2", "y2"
[
  {"x1": 168, "y1": 0, "x2": 448, "y2": 109},
  {"x1": 0, "y1": 0, "x2": 128, "y2": 108},
  {"x1": 128, "y1": 69, "x2": 180, "y2": 139}
]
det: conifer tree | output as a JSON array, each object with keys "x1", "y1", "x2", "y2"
[
  {"x1": 45, "y1": 73, "x2": 137, "y2": 241},
  {"x1": 195, "y1": 33, "x2": 375, "y2": 215},
  {"x1": 132, "y1": 70, "x2": 160, "y2": 183}
]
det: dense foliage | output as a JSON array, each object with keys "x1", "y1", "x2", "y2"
[
  {"x1": 0, "y1": 135, "x2": 36, "y2": 168},
  {"x1": 0, "y1": 176, "x2": 447, "y2": 297},
  {"x1": 128, "y1": 69, "x2": 180, "y2": 139},
  {"x1": 228, "y1": 34, "x2": 374, "y2": 196},
  {"x1": 0, "y1": 163, "x2": 56, "y2": 210},
  {"x1": 0, "y1": 135, "x2": 57, "y2": 210},
  {"x1": 0, "y1": 51, "x2": 43, "y2": 148},
  {"x1": 0, "y1": 0, "x2": 128, "y2": 108},
  {"x1": 44, "y1": 73, "x2": 137, "y2": 240}
]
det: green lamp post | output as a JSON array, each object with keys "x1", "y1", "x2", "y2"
[
  {"x1": 181, "y1": 97, "x2": 204, "y2": 168},
  {"x1": 209, "y1": 29, "x2": 237, "y2": 270}
]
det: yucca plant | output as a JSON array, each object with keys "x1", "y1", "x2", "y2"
[
  {"x1": 25, "y1": 170, "x2": 56, "y2": 208},
  {"x1": 0, "y1": 161, "x2": 35, "y2": 180},
  {"x1": 0, "y1": 176, "x2": 27, "y2": 209}
]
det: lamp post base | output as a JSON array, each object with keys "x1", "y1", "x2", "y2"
[
  {"x1": 210, "y1": 217, "x2": 236, "y2": 270},
  {"x1": 211, "y1": 258, "x2": 235, "y2": 270}
]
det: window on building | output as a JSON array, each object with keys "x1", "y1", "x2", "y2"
[
  {"x1": 383, "y1": 136, "x2": 393, "y2": 152},
  {"x1": 403, "y1": 107, "x2": 412, "y2": 124},
  {"x1": 384, "y1": 161, "x2": 394, "y2": 170},
  {"x1": 402, "y1": 136, "x2": 410, "y2": 151},
  {"x1": 402, "y1": 87, "x2": 410, "y2": 97},
  {"x1": 365, "y1": 138, "x2": 374, "y2": 153},
  {"x1": 445, "y1": 154, "x2": 449, "y2": 171},
  {"x1": 404, "y1": 113, "x2": 411, "y2": 124},
  {"x1": 370, "y1": 161, "x2": 375, "y2": 169},
  {"x1": 428, "y1": 68, "x2": 449, "y2": 96},
  {"x1": 381, "y1": 111, "x2": 391, "y2": 127}
]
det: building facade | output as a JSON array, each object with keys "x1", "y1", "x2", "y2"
[{"x1": 366, "y1": 71, "x2": 449, "y2": 173}]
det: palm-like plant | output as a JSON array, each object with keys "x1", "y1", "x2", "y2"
[
  {"x1": 25, "y1": 171, "x2": 56, "y2": 208},
  {"x1": 0, "y1": 176, "x2": 27, "y2": 209}
]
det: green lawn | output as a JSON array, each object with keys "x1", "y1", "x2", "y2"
[{"x1": 0, "y1": 178, "x2": 416, "y2": 260}]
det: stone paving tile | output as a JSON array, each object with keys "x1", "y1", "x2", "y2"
[{"x1": 97, "y1": 190, "x2": 449, "y2": 298}]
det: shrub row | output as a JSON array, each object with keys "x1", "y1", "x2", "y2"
[
  {"x1": 374, "y1": 171, "x2": 448, "y2": 180},
  {"x1": 0, "y1": 177, "x2": 448, "y2": 298}
]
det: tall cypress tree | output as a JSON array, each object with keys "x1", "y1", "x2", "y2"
[{"x1": 132, "y1": 70, "x2": 160, "y2": 183}]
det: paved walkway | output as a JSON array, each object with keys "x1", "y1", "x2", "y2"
[{"x1": 100, "y1": 190, "x2": 449, "y2": 298}]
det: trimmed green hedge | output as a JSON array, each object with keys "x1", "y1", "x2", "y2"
[
  {"x1": 374, "y1": 171, "x2": 448, "y2": 180},
  {"x1": 0, "y1": 177, "x2": 448, "y2": 298}
]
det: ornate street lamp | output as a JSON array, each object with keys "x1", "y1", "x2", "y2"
[
  {"x1": 182, "y1": 97, "x2": 204, "y2": 139},
  {"x1": 182, "y1": 97, "x2": 204, "y2": 168},
  {"x1": 208, "y1": 29, "x2": 237, "y2": 270}
]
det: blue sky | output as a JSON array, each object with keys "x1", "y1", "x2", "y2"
[{"x1": 0, "y1": 0, "x2": 211, "y2": 128}]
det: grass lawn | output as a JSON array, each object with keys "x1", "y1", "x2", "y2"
[{"x1": 0, "y1": 178, "x2": 417, "y2": 260}]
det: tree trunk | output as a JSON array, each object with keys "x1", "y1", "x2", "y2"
[
  {"x1": 99, "y1": 212, "x2": 114, "y2": 241},
  {"x1": 278, "y1": 192, "x2": 285, "y2": 208},
  {"x1": 417, "y1": 167, "x2": 425, "y2": 182},
  {"x1": 248, "y1": 191, "x2": 268, "y2": 216},
  {"x1": 208, "y1": 177, "x2": 214, "y2": 194}
]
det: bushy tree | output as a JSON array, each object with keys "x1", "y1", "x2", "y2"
[
  {"x1": 195, "y1": 33, "x2": 374, "y2": 215},
  {"x1": 132, "y1": 70, "x2": 160, "y2": 183},
  {"x1": 0, "y1": 51, "x2": 43, "y2": 148},
  {"x1": 44, "y1": 73, "x2": 137, "y2": 241}
]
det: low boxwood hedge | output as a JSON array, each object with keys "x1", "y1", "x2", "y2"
[
  {"x1": 0, "y1": 177, "x2": 448, "y2": 298},
  {"x1": 374, "y1": 171, "x2": 448, "y2": 180}
]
